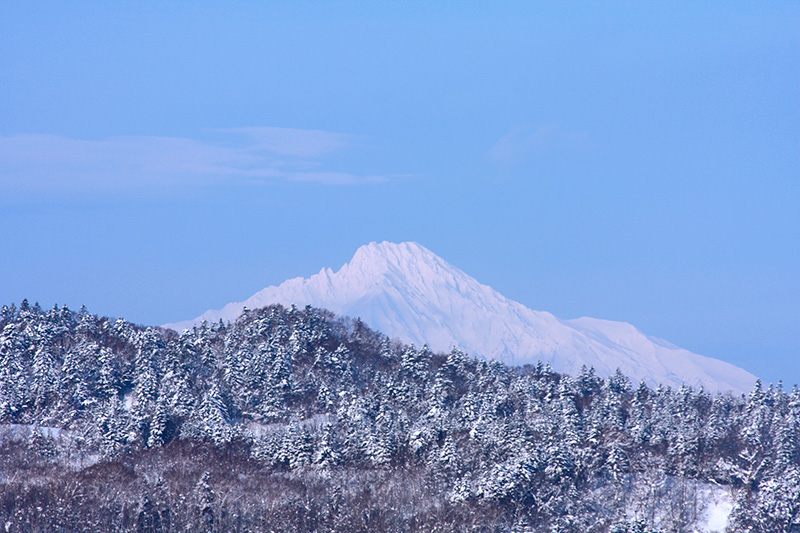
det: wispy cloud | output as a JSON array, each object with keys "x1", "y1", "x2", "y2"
[
  {"x1": 0, "y1": 127, "x2": 385, "y2": 200},
  {"x1": 217, "y1": 127, "x2": 353, "y2": 158},
  {"x1": 488, "y1": 124, "x2": 590, "y2": 171}
]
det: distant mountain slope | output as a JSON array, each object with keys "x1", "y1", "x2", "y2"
[{"x1": 163, "y1": 241, "x2": 757, "y2": 393}]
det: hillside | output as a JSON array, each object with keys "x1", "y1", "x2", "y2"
[{"x1": 1, "y1": 301, "x2": 797, "y2": 532}]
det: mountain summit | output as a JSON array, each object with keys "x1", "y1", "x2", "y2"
[{"x1": 164, "y1": 241, "x2": 757, "y2": 393}]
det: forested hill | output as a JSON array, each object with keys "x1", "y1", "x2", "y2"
[{"x1": 0, "y1": 300, "x2": 798, "y2": 532}]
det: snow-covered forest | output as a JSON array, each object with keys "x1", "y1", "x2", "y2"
[{"x1": 0, "y1": 301, "x2": 798, "y2": 532}]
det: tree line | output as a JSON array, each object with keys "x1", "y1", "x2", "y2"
[{"x1": 0, "y1": 300, "x2": 798, "y2": 532}]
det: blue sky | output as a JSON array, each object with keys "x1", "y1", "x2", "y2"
[{"x1": 1, "y1": 2, "x2": 798, "y2": 387}]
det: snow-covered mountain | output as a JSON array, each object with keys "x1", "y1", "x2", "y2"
[{"x1": 164, "y1": 241, "x2": 757, "y2": 393}]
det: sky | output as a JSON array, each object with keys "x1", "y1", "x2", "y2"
[{"x1": 1, "y1": 2, "x2": 798, "y2": 387}]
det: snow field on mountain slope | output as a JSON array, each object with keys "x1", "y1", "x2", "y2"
[{"x1": 164, "y1": 241, "x2": 758, "y2": 393}]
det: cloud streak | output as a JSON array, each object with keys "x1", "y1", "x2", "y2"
[
  {"x1": 0, "y1": 128, "x2": 385, "y2": 199},
  {"x1": 217, "y1": 127, "x2": 354, "y2": 158},
  {"x1": 488, "y1": 124, "x2": 590, "y2": 171}
]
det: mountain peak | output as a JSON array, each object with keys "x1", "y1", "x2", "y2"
[
  {"x1": 354, "y1": 240, "x2": 428, "y2": 257},
  {"x1": 164, "y1": 242, "x2": 758, "y2": 393},
  {"x1": 348, "y1": 241, "x2": 439, "y2": 272},
  {"x1": 343, "y1": 241, "x2": 467, "y2": 294}
]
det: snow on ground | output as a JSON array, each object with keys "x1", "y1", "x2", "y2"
[
  {"x1": 695, "y1": 484, "x2": 734, "y2": 532},
  {"x1": 0, "y1": 423, "x2": 69, "y2": 442}
]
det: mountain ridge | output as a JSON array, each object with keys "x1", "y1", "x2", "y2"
[{"x1": 163, "y1": 241, "x2": 757, "y2": 393}]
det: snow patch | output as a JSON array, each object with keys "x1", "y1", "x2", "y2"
[
  {"x1": 0, "y1": 424, "x2": 70, "y2": 442},
  {"x1": 696, "y1": 484, "x2": 733, "y2": 532},
  {"x1": 123, "y1": 391, "x2": 134, "y2": 411}
]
